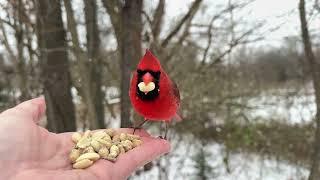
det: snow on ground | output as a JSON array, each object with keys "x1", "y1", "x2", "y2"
[
  {"x1": 246, "y1": 86, "x2": 315, "y2": 124},
  {"x1": 132, "y1": 137, "x2": 308, "y2": 180}
]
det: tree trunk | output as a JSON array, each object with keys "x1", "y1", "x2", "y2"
[
  {"x1": 63, "y1": 0, "x2": 92, "y2": 129},
  {"x1": 84, "y1": 0, "x2": 105, "y2": 129},
  {"x1": 120, "y1": 0, "x2": 143, "y2": 127},
  {"x1": 63, "y1": 0, "x2": 105, "y2": 129},
  {"x1": 298, "y1": 0, "x2": 320, "y2": 179},
  {"x1": 36, "y1": 0, "x2": 76, "y2": 132},
  {"x1": 16, "y1": 0, "x2": 29, "y2": 101}
]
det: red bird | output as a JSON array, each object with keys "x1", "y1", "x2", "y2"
[{"x1": 129, "y1": 49, "x2": 181, "y2": 138}]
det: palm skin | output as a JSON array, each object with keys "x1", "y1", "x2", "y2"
[{"x1": 0, "y1": 97, "x2": 170, "y2": 180}]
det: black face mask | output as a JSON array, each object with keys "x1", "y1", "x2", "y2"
[{"x1": 136, "y1": 69, "x2": 161, "y2": 101}]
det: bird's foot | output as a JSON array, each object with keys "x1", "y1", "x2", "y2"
[
  {"x1": 158, "y1": 135, "x2": 167, "y2": 140},
  {"x1": 132, "y1": 127, "x2": 143, "y2": 134}
]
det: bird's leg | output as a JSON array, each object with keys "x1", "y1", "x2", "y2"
[
  {"x1": 159, "y1": 122, "x2": 169, "y2": 140},
  {"x1": 133, "y1": 118, "x2": 148, "y2": 134},
  {"x1": 164, "y1": 122, "x2": 169, "y2": 139}
]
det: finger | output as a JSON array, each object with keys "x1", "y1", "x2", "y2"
[
  {"x1": 114, "y1": 137, "x2": 170, "y2": 179},
  {"x1": 1, "y1": 96, "x2": 46, "y2": 123},
  {"x1": 80, "y1": 128, "x2": 168, "y2": 179},
  {"x1": 86, "y1": 137, "x2": 170, "y2": 180}
]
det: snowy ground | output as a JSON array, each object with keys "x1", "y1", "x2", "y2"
[
  {"x1": 131, "y1": 138, "x2": 308, "y2": 180},
  {"x1": 245, "y1": 86, "x2": 315, "y2": 124}
]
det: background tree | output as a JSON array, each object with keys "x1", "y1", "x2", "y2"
[
  {"x1": 36, "y1": 0, "x2": 76, "y2": 132},
  {"x1": 298, "y1": 0, "x2": 320, "y2": 179},
  {"x1": 63, "y1": 0, "x2": 106, "y2": 129},
  {"x1": 102, "y1": 0, "x2": 143, "y2": 127},
  {"x1": 84, "y1": 0, "x2": 105, "y2": 128}
]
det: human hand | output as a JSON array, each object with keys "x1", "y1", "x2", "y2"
[{"x1": 0, "y1": 97, "x2": 170, "y2": 180}]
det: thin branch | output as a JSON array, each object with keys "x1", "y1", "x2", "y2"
[
  {"x1": 0, "y1": 17, "x2": 14, "y2": 28},
  {"x1": 151, "y1": 0, "x2": 165, "y2": 40},
  {"x1": 161, "y1": 0, "x2": 202, "y2": 47},
  {"x1": 315, "y1": 0, "x2": 320, "y2": 11},
  {"x1": 165, "y1": 17, "x2": 193, "y2": 66},
  {"x1": 0, "y1": 19, "x2": 17, "y2": 63},
  {"x1": 63, "y1": 0, "x2": 82, "y2": 53},
  {"x1": 141, "y1": 10, "x2": 152, "y2": 26},
  {"x1": 23, "y1": 41, "x2": 39, "y2": 57},
  {"x1": 191, "y1": 23, "x2": 210, "y2": 28},
  {"x1": 101, "y1": 0, "x2": 122, "y2": 41},
  {"x1": 207, "y1": 26, "x2": 261, "y2": 68},
  {"x1": 201, "y1": 16, "x2": 215, "y2": 65}
]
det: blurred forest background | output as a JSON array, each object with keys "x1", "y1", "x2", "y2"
[{"x1": 1, "y1": 0, "x2": 320, "y2": 179}]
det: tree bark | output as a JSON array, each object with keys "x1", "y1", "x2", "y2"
[
  {"x1": 3, "y1": 0, "x2": 31, "y2": 101},
  {"x1": 63, "y1": 0, "x2": 105, "y2": 129},
  {"x1": 120, "y1": 0, "x2": 143, "y2": 127},
  {"x1": 63, "y1": 0, "x2": 91, "y2": 129},
  {"x1": 102, "y1": 0, "x2": 143, "y2": 127},
  {"x1": 36, "y1": 0, "x2": 76, "y2": 132},
  {"x1": 84, "y1": 0, "x2": 105, "y2": 129},
  {"x1": 298, "y1": 0, "x2": 320, "y2": 179},
  {"x1": 15, "y1": 0, "x2": 29, "y2": 101},
  {"x1": 151, "y1": 0, "x2": 165, "y2": 42}
]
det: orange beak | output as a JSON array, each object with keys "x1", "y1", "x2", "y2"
[{"x1": 142, "y1": 72, "x2": 153, "y2": 85}]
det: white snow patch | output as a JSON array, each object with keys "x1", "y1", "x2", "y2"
[{"x1": 132, "y1": 138, "x2": 308, "y2": 180}]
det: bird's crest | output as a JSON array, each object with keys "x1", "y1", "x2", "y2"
[{"x1": 137, "y1": 49, "x2": 162, "y2": 71}]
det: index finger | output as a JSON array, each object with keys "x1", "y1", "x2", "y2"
[
  {"x1": 86, "y1": 129, "x2": 170, "y2": 179},
  {"x1": 114, "y1": 136, "x2": 170, "y2": 179}
]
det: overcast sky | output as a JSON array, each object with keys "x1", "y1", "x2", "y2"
[
  {"x1": 0, "y1": 0, "x2": 318, "y2": 52},
  {"x1": 164, "y1": 0, "x2": 319, "y2": 47}
]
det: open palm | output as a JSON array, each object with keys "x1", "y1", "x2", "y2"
[{"x1": 0, "y1": 97, "x2": 170, "y2": 180}]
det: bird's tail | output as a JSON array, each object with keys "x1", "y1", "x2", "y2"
[{"x1": 174, "y1": 113, "x2": 182, "y2": 122}]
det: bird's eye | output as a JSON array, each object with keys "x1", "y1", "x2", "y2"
[
  {"x1": 153, "y1": 71, "x2": 161, "y2": 79},
  {"x1": 137, "y1": 69, "x2": 145, "y2": 75}
]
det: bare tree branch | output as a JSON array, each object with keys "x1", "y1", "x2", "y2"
[
  {"x1": 315, "y1": 0, "x2": 320, "y2": 12},
  {"x1": 101, "y1": 0, "x2": 122, "y2": 42},
  {"x1": 63, "y1": 0, "x2": 82, "y2": 54},
  {"x1": 0, "y1": 17, "x2": 14, "y2": 28},
  {"x1": 206, "y1": 25, "x2": 262, "y2": 68},
  {"x1": 0, "y1": 19, "x2": 17, "y2": 62},
  {"x1": 165, "y1": 17, "x2": 193, "y2": 66},
  {"x1": 201, "y1": 16, "x2": 215, "y2": 65},
  {"x1": 161, "y1": 0, "x2": 202, "y2": 47},
  {"x1": 141, "y1": 10, "x2": 152, "y2": 26},
  {"x1": 151, "y1": 0, "x2": 165, "y2": 40}
]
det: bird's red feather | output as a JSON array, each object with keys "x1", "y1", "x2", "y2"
[
  {"x1": 129, "y1": 50, "x2": 181, "y2": 122},
  {"x1": 137, "y1": 49, "x2": 162, "y2": 71}
]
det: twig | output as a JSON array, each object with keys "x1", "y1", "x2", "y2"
[
  {"x1": 151, "y1": 0, "x2": 165, "y2": 40},
  {"x1": 161, "y1": 0, "x2": 202, "y2": 47}
]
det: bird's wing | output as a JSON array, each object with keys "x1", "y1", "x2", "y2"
[
  {"x1": 129, "y1": 71, "x2": 136, "y2": 96},
  {"x1": 172, "y1": 80, "x2": 182, "y2": 121},
  {"x1": 172, "y1": 80, "x2": 180, "y2": 106}
]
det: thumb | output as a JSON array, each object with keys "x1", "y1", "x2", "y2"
[{"x1": 1, "y1": 96, "x2": 46, "y2": 124}]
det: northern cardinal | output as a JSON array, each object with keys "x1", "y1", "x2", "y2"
[{"x1": 129, "y1": 49, "x2": 181, "y2": 138}]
